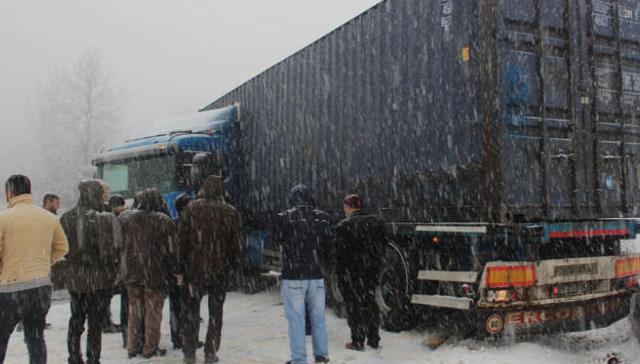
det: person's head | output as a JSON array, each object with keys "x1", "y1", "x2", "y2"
[
  {"x1": 108, "y1": 194, "x2": 126, "y2": 216},
  {"x1": 100, "y1": 181, "x2": 111, "y2": 204},
  {"x1": 136, "y1": 188, "x2": 166, "y2": 213},
  {"x1": 288, "y1": 184, "x2": 315, "y2": 208},
  {"x1": 42, "y1": 193, "x2": 60, "y2": 214},
  {"x1": 5, "y1": 175, "x2": 31, "y2": 202},
  {"x1": 343, "y1": 194, "x2": 364, "y2": 217},
  {"x1": 197, "y1": 175, "x2": 225, "y2": 201},
  {"x1": 78, "y1": 180, "x2": 108, "y2": 211},
  {"x1": 174, "y1": 192, "x2": 192, "y2": 217}
]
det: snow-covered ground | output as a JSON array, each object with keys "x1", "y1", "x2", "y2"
[{"x1": 3, "y1": 289, "x2": 640, "y2": 364}]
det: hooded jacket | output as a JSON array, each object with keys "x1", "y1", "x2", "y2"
[
  {"x1": 121, "y1": 188, "x2": 179, "y2": 290},
  {"x1": 0, "y1": 194, "x2": 68, "y2": 290},
  {"x1": 179, "y1": 175, "x2": 244, "y2": 288},
  {"x1": 277, "y1": 185, "x2": 332, "y2": 280},
  {"x1": 58, "y1": 180, "x2": 119, "y2": 293}
]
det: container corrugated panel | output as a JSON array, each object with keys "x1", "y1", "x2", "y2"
[{"x1": 204, "y1": 0, "x2": 640, "y2": 224}]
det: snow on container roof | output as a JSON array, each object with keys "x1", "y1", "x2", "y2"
[{"x1": 150, "y1": 105, "x2": 237, "y2": 135}]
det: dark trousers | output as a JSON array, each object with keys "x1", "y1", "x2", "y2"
[
  {"x1": 67, "y1": 290, "x2": 109, "y2": 364},
  {"x1": 182, "y1": 284, "x2": 226, "y2": 360},
  {"x1": 120, "y1": 288, "x2": 128, "y2": 348},
  {"x1": 169, "y1": 285, "x2": 183, "y2": 348},
  {"x1": 341, "y1": 278, "x2": 380, "y2": 347},
  {"x1": 0, "y1": 286, "x2": 52, "y2": 364}
]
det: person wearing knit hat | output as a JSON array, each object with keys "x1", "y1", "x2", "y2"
[{"x1": 335, "y1": 194, "x2": 387, "y2": 351}]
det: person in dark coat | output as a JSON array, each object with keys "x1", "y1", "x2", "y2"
[
  {"x1": 121, "y1": 188, "x2": 179, "y2": 359},
  {"x1": 169, "y1": 192, "x2": 191, "y2": 350},
  {"x1": 278, "y1": 185, "x2": 331, "y2": 364},
  {"x1": 179, "y1": 176, "x2": 244, "y2": 364},
  {"x1": 335, "y1": 194, "x2": 386, "y2": 351},
  {"x1": 98, "y1": 195, "x2": 127, "y2": 335},
  {"x1": 59, "y1": 180, "x2": 119, "y2": 364},
  {"x1": 107, "y1": 194, "x2": 130, "y2": 347}
]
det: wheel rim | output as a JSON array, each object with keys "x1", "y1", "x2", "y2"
[{"x1": 378, "y1": 266, "x2": 403, "y2": 314}]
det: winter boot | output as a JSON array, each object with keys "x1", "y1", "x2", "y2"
[
  {"x1": 142, "y1": 348, "x2": 166, "y2": 358},
  {"x1": 367, "y1": 341, "x2": 380, "y2": 349},
  {"x1": 205, "y1": 352, "x2": 219, "y2": 363},
  {"x1": 345, "y1": 342, "x2": 365, "y2": 351}
]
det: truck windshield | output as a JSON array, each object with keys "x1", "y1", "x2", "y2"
[{"x1": 98, "y1": 155, "x2": 176, "y2": 199}]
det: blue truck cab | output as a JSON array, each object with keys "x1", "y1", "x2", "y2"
[
  {"x1": 92, "y1": 105, "x2": 238, "y2": 218},
  {"x1": 92, "y1": 105, "x2": 265, "y2": 270}
]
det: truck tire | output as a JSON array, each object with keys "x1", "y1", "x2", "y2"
[
  {"x1": 376, "y1": 242, "x2": 416, "y2": 332},
  {"x1": 327, "y1": 271, "x2": 347, "y2": 318}
]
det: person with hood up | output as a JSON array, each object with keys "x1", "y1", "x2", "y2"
[
  {"x1": 169, "y1": 192, "x2": 191, "y2": 350},
  {"x1": 278, "y1": 185, "x2": 331, "y2": 364},
  {"x1": 120, "y1": 188, "x2": 178, "y2": 359},
  {"x1": 0, "y1": 175, "x2": 69, "y2": 364},
  {"x1": 59, "y1": 180, "x2": 119, "y2": 364},
  {"x1": 179, "y1": 176, "x2": 244, "y2": 364},
  {"x1": 335, "y1": 194, "x2": 386, "y2": 351}
]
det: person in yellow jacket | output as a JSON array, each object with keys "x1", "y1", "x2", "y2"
[{"x1": 0, "y1": 175, "x2": 69, "y2": 364}]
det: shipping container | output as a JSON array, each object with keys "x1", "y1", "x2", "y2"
[{"x1": 203, "y1": 0, "x2": 640, "y2": 225}]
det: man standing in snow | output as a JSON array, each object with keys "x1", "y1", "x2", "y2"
[
  {"x1": 121, "y1": 188, "x2": 178, "y2": 359},
  {"x1": 60, "y1": 180, "x2": 120, "y2": 364},
  {"x1": 335, "y1": 194, "x2": 386, "y2": 351},
  {"x1": 42, "y1": 193, "x2": 60, "y2": 215},
  {"x1": 179, "y1": 175, "x2": 244, "y2": 364},
  {"x1": 278, "y1": 184, "x2": 331, "y2": 364},
  {"x1": 0, "y1": 175, "x2": 69, "y2": 364},
  {"x1": 169, "y1": 192, "x2": 191, "y2": 350},
  {"x1": 107, "y1": 194, "x2": 130, "y2": 348}
]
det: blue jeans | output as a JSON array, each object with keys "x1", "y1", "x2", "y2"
[{"x1": 281, "y1": 279, "x2": 328, "y2": 364}]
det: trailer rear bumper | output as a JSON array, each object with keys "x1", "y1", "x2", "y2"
[{"x1": 475, "y1": 290, "x2": 633, "y2": 336}]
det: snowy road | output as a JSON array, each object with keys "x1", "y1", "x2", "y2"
[{"x1": 3, "y1": 290, "x2": 640, "y2": 364}]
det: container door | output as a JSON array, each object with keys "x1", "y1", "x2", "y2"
[
  {"x1": 499, "y1": 0, "x2": 584, "y2": 220},
  {"x1": 585, "y1": 0, "x2": 640, "y2": 217}
]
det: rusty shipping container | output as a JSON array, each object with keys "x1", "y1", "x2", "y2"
[{"x1": 203, "y1": 0, "x2": 640, "y2": 224}]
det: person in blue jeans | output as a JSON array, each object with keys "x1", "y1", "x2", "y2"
[{"x1": 278, "y1": 185, "x2": 332, "y2": 364}]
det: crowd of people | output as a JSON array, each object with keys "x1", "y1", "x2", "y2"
[{"x1": 0, "y1": 174, "x2": 388, "y2": 364}]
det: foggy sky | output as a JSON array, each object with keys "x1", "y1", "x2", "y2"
[{"x1": 0, "y1": 0, "x2": 380, "y2": 178}]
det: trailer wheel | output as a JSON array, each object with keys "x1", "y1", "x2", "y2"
[{"x1": 377, "y1": 242, "x2": 415, "y2": 332}]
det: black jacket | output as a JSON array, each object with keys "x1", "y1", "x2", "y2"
[
  {"x1": 335, "y1": 210, "x2": 386, "y2": 282},
  {"x1": 277, "y1": 185, "x2": 332, "y2": 280},
  {"x1": 57, "y1": 180, "x2": 119, "y2": 293}
]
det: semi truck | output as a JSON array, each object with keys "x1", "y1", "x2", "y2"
[{"x1": 94, "y1": 0, "x2": 640, "y2": 336}]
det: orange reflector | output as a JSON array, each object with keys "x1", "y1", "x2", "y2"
[
  {"x1": 615, "y1": 257, "x2": 640, "y2": 278},
  {"x1": 486, "y1": 265, "x2": 536, "y2": 288}
]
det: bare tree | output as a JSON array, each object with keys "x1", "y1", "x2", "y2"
[{"x1": 29, "y1": 50, "x2": 126, "y2": 204}]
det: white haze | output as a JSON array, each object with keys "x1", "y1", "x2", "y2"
[{"x1": 0, "y1": 0, "x2": 381, "y2": 206}]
